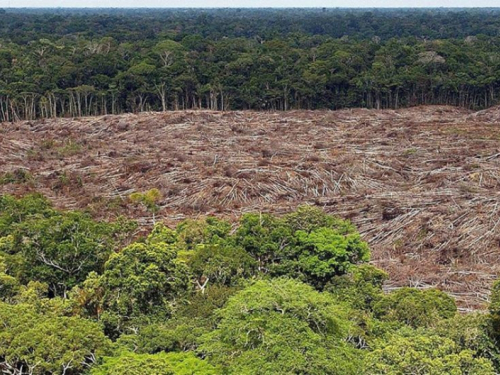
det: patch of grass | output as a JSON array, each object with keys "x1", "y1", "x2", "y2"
[
  {"x1": 0, "y1": 169, "x2": 33, "y2": 185},
  {"x1": 56, "y1": 140, "x2": 82, "y2": 157},
  {"x1": 40, "y1": 139, "x2": 56, "y2": 150}
]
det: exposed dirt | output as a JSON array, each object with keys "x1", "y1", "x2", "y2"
[{"x1": 2, "y1": 106, "x2": 500, "y2": 310}]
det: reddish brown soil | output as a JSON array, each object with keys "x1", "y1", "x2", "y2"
[{"x1": 2, "y1": 106, "x2": 500, "y2": 310}]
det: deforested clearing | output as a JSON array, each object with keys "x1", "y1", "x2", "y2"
[{"x1": 2, "y1": 105, "x2": 500, "y2": 309}]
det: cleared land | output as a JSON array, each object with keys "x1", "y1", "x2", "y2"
[{"x1": 2, "y1": 106, "x2": 500, "y2": 309}]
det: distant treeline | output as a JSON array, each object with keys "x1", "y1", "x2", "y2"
[{"x1": 2, "y1": 9, "x2": 500, "y2": 120}]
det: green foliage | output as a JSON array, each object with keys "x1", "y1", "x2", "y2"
[
  {"x1": 129, "y1": 188, "x2": 162, "y2": 219},
  {"x1": 99, "y1": 229, "x2": 190, "y2": 334},
  {"x1": 373, "y1": 287, "x2": 457, "y2": 328},
  {"x1": 176, "y1": 217, "x2": 232, "y2": 250},
  {"x1": 176, "y1": 284, "x2": 239, "y2": 320},
  {"x1": 92, "y1": 352, "x2": 218, "y2": 375},
  {"x1": 234, "y1": 206, "x2": 369, "y2": 289},
  {"x1": 365, "y1": 328, "x2": 495, "y2": 374},
  {"x1": 70, "y1": 271, "x2": 105, "y2": 319},
  {"x1": 147, "y1": 222, "x2": 177, "y2": 244},
  {"x1": 0, "y1": 251, "x2": 20, "y2": 302},
  {"x1": 172, "y1": 206, "x2": 369, "y2": 292},
  {"x1": 0, "y1": 301, "x2": 111, "y2": 374},
  {"x1": 0, "y1": 194, "x2": 135, "y2": 298},
  {"x1": 234, "y1": 212, "x2": 290, "y2": 265},
  {"x1": 188, "y1": 244, "x2": 256, "y2": 286},
  {"x1": 199, "y1": 278, "x2": 363, "y2": 374},
  {"x1": 283, "y1": 205, "x2": 355, "y2": 234},
  {"x1": 434, "y1": 314, "x2": 500, "y2": 367},
  {"x1": 327, "y1": 264, "x2": 388, "y2": 311},
  {"x1": 11, "y1": 281, "x2": 75, "y2": 316},
  {"x1": 0, "y1": 169, "x2": 33, "y2": 186},
  {"x1": 0, "y1": 194, "x2": 53, "y2": 236},
  {"x1": 3, "y1": 194, "x2": 496, "y2": 374},
  {"x1": 0, "y1": 270, "x2": 19, "y2": 302},
  {"x1": 276, "y1": 227, "x2": 370, "y2": 289},
  {"x1": 6, "y1": 211, "x2": 126, "y2": 296},
  {"x1": 116, "y1": 318, "x2": 209, "y2": 354},
  {"x1": 489, "y1": 278, "x2": 500, "y2": 343},
  {"x1": 5, "y1": 10, "x2": 500, "y2": 120},
  {"x1": 113, "y1": 286, "x2": 240, "y2": 355}
]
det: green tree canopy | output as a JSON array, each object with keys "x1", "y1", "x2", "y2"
[
  {"x1": 98, "y1": 229, "x2": 190, "y2": 334},
  {"x1": 366, "y1": 328, "x2": 495, "y2": 374},
  {"x1": 373, "y1": 287, "x2": 457, "y2": 328},
  {"x1": 0, "y1": 301, "x2": 111, "y2": 374},
  {"x1": 199, "y1": 278, "x2": 363, "y2": 374},
  {"x1": 4, "y1": 211, "x2": 128, "y2": 297},
  {"x1": 92, "y1": 352, "x2": 218, "y2": 375}
]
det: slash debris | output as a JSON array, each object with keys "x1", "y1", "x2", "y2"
[{"x1": 2, "y1": 105, "x2": 500, "y2": 309}]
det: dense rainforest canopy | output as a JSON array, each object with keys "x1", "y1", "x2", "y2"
[
  {"x1": 2, "y1": 194, "x2": 500, "y2": 374},
  {"x1": 2, "y1": 9, "x2": 500, "y2": 120}
]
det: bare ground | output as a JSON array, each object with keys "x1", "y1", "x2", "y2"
[{"x1": 2, "y1": 106, "x2": 500, "y2": 310}]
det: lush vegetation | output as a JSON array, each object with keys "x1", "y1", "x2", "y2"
[
  {"x1": 2, "y1": 193, "x2": 500, "y2": 374},
  {"x1": 2, "y1": 9, "x2": 500, "y2": 121}
]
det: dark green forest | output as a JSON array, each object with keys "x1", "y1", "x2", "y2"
[
  {"x1": 2, "y1": 194, "x2": 500, "y2": 374},
  {"x1": 2, "y1": 9, "x2": 500, "y2": 120}
]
